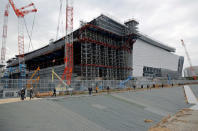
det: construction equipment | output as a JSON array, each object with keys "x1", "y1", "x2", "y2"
[
  {"x1": 26, "y1": 67, "x2": 40, "y2": 89},
  {"x1": 61, "y1": 0, "x2": 73, "y2": 85},
  {"x1": 1, "y1": 3, "x2": 10, "y2": 65},
  {"x1": 181, "y1": 39, "x2": 196, "y2": 80},
  {"x1": 52, "y1": 69, "x2": 68, "y2": 88},
  {"x1": 33, "y1": 69, "x2": 68, "y2": 98},
  {"x1": 8, "y1": 0, "x2": 37, "y2": 63},
  {"x1": 119, "y1": 76, "x2": 133, "y2": 88},
  {"x1": 8, "y1": 0, "x2": 37, "y2": 88}
]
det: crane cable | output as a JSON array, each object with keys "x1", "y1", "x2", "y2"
[
  {"x1": 28, "y1": 12, "x2": 36, "y2": 52},
  {"x1": 24, "y1": 0, "x2": 37, "y2": 52},
  {"x1": 28, "y1": 0, "x2": 36, "y2": 51},
  {"x1": 23, "y1": 12, "x2": 36, "y2": 53},
  {"x1": 56, "y1": 0, "x2": 63, "y2": 40}
]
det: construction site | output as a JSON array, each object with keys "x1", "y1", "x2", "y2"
[
  {"x1": 0, "y1": 0, "x2": 198, "y2": 131},
  {"x1": 0, "y1": 4, "x2": 185, "y2": 92},
  {"x1": 0, "y1": 0, "x2": 196, "y2": 98},
  {"x1": 7, "y1": 14, "x2": 138, "y2": 80},
  {"x1": 0, "y1": 0, "x2": 197, "y2": 99}
]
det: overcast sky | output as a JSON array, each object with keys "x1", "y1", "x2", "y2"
[{"x1": 0, "y1": 0, "x2": 198, "y2": 69}]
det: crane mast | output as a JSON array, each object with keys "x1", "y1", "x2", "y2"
[
  {"x1": 8, "y1": 0, "x2": 37, "y2": 82},
  {"x1": 1, "y1": 3, "x2": 10, "y2": 65},
  {"x1": 61, "y1": 0, "x2": 73, "y2": 85},
  {"x1": 181, "y1": 39, "x2": 196, "y2": 80}
]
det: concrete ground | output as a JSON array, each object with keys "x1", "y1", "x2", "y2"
[
  {"x1": 149, "y1": 85, "x2": 198, "y2": 131},
  {"x1": 190, "y1": 85, "x2": 198, "y2": 99},
  {"x1": 0, "y1": 85, "x2": 195, "y2": 131},
  {"x1": 149, "y1": 109, "x2": 198, "y2": 131}
]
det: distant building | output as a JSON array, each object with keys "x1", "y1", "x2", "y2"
[{"x1": 184, "y1": 66, "x2": 198, "y2": 77}]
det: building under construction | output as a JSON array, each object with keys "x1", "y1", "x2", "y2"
[{"x1": 6, "y1": 14, "x2": 183, "y2": 80}]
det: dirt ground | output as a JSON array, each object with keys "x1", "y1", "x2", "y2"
[
  {"x1": 0, "y1": 97, "x2": 41, "y2": 104},
  {"x1": 149, "y1": 108, "x2": 198, "y2": 131}
]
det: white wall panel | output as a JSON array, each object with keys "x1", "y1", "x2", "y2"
[{"x1": 133, "y1": 39, "x2": 179, "y2": 77}]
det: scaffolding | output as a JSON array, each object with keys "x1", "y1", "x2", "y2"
[
  {"x1": 6, "y1": 15, "x2": 139, "y2": 81},
  {"x1": 78, "y1": 21, "x2": 138, "y2": 80}
]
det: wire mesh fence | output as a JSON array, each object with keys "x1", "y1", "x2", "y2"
[{"x1": 0, "y1": 78, "x2": 198, "y2": 98}]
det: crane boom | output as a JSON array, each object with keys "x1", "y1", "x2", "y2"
[
  {"x1": 8, "y1": 0, "x2": 37, "y2": 62},
  {"x1": 8, "y1": 0, "x2": 18, "y2": 16},
  {"x1": 1, "y1": 3, "x2": 10, "y2": 65},
  {"x1": 181, "y1": 39, "x2": 196, "y2": 80},
  {"x1": 27, "y1": 67, "x2": 40, "y2": 89}
]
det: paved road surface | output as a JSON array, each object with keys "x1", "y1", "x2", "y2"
[{"x1": 0, "y1": 86, "x2": 192, "y2": 131}]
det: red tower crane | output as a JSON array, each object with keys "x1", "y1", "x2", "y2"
[
  {"x1": 61, "y1": 0, "x2": 73, "y2": 85},
  {"x1": 181, "y1": 39, "x2": 196, "y2": 80},
  {"x1": 8, "y1": 0, "x2": 37, "y2": 63},
  {"x1": 1, "y1": 3, "x2": 10, "y2": 66}
]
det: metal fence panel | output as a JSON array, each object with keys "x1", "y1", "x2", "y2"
[{"x1": 1, "y1": 78, "x2": 198, "y2": 98}]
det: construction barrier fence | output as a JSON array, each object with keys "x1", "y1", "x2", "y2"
[{"x1": 0, "y1": 79, "x2": 198, "y2": 98}]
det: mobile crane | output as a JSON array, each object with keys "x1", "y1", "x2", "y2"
[{"x1": 181, "y1": 39, "x2": 196, "y2": 80}]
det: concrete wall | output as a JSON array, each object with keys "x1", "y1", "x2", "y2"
[{"x1": 133, "y1": 39, "x2": 180, "y2": 77}]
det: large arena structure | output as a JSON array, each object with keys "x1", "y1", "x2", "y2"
[{"x1": 6, "y1": 14, "x2": 184, "y2": 80}]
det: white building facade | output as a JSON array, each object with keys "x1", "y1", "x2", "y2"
[{"x1": 133, "y1": 35, "x2": 183, "y2": 77}]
